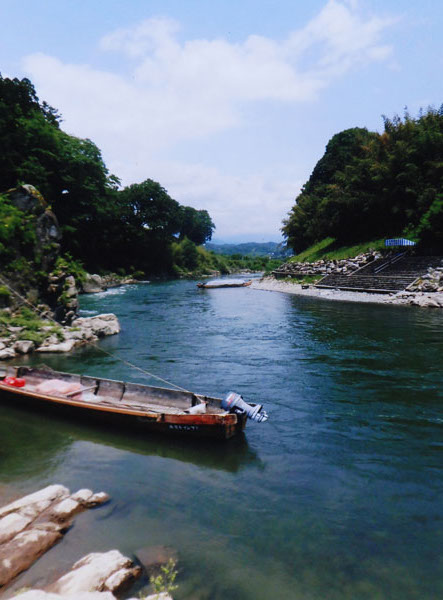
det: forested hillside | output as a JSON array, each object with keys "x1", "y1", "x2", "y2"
[
  {"x1": 283, "y1": 109, "x2": 443, "y2": 253},
  {"x1": 0, "y1": 75, "x2": 215, "y2": 275},
  {"x1": 205, "y1": 241, "x2": 291, "y2": 257}
]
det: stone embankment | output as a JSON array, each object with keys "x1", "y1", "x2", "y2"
[
  {"x1": 0, "y1": 314, "x2": 120, "y2": 361},
  {"x1": 273, "y1": 251, "x2": 382, "y2": 278},
  {"x1": 406, "y1": 265, "x2": 443, "y2": 293},
  {"x1": 0, "y1": 487, "x2": 174, "y2": 600},
  {"x1": 266, "y1": 254, "x2": 443, "y2": 308}
]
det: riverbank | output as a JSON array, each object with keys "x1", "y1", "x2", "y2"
[
  {"x1": 0, "y1": 313, "x2": 120, "y2": 361},
  {"x1": 251, "y1": 277, "x2": 443, "y2": 307}
]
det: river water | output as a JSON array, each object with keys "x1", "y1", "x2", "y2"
[{"x1": 1, "y1": 279, "x2": 442, "y2": 599}]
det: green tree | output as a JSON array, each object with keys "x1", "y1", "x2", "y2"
[
  {"x1": 179, "y1": 206, "x2": 215, "y2": 245},
  {"x1": 0, "y1": 74, "x2": 218, "y2": 275},
  {"x1": 119, "y1": 179, "x2": 181, "y2": 234},
  {"x1": 283, "y1": 110, "x2": 443, "y2": 253}
]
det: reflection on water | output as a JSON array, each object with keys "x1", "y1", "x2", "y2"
[
  {"x1": 0, "y1": 401, "x2": 261, "y2": 478},
  {"x1": 2, "y1": 279, "x2": 443, "y2": 599}
]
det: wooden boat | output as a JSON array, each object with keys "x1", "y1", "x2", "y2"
[
  {"x1": 197, "y1": 279, "x2": 252, "y2": 289},
  {"x1": 0, "y1": 366, "x2": 267, "y2": 440}
]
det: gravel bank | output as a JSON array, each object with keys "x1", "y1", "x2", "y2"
[{"x1": 250, "y1": 278, "x2": 392, "y2": 304}]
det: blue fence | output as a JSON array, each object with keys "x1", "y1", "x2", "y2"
[{"x1": 385, "y1": 238, "x2": 416, "y2": 247}]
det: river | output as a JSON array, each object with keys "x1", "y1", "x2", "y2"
[{"x1": 1, "y1": 279, "x2": 442, "y2": 599}]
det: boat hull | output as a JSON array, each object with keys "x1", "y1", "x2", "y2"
[
  {"x1": 0, "y1": 368, "x2": 247, "y2": 440},
  {"x1": 197, "y1": 280, "x2": 252, "y2": 289}
]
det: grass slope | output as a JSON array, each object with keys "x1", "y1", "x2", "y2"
[{"x1": 290, "y1": 238, "x2": 386, "y2": 263}]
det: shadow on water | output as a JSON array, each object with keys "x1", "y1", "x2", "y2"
[{"x1": 0, "y1": 398, "x2": 262, "y2": 480}]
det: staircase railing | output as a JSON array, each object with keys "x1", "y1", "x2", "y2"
[{"x1": 373, "y1": 251, "x2": 407, "y2": 274}]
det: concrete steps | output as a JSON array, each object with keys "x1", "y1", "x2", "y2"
[{"x1": 315, "y1": 255, "x2": 443, "y2": 293}]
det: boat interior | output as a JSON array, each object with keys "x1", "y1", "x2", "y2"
[{"x1": 1, "y1": 366, "x2": 228, "y2": 416}]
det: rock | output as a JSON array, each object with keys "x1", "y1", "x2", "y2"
[
  {"x1": 70, "y1": 489, "x2": 94, "y2": 505},
  {"x1": 14, "y1": 591, "x2": 116, "y2": 599},
  {"x1": 86, "y1": 492, "x2": 110, "y2": 507},
  {"x1": 13, "y1": 340, "x2": 35, "y2": 355},
  {"x1": 73, "y1": 314, "x2": 120, "y2": 337},
  {"x1": 104, "y1": 566, "x2": 140, "y2": 595},
  {"x1": 82, "y1": 274, "x2": 105, "y2": 294},
  {"x1": 50, "y1": 498, "x2": 81, "y2": 522},
  {"x1": 7, "y1": 326, "x2": 23, "y2": 333},
  {"x1": 48, "y1": 550, "x2": 141, "y2": 595},
  {"x1": 0, "y1": 347, "x2": 16, "y2": 360},
  {"x1": 0, "y1": 512, "x2": 34, "y2": 544},
  {"x1": 7, "y1": 185, "x2": 61, "y2": 273},
  {"x1": 0, "y1": 485, "x2": 111, "y2": 588},
  {"x1": 0, "y1": 485, "x2": 69, "y2": 519},
  {"x1": 37, "y1": 340, "x2": 77, "y2": 353},
  {"x1": 8, "y1": 185, "x2": 47, "y2": 214},
  {"x1": 135, "y1": 546, "x2": 178, "y2": 576},
  {"x1": 0, "y1": 526, "x2": 63, "y2": 586}
]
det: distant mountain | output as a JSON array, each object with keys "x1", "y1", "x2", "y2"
[{"x1": 205, "y1": 241, "x2": 292, "y2": 258}]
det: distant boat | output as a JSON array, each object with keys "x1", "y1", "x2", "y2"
[
  {"x1": 0, "y1": 366, "x2": 267, "y2": 440},
  {"x1": 197, "y1": 279, "x2": 252, "y2": 289}
]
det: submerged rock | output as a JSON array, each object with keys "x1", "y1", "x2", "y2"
[{"x1": 135, "y1": 545, "x2": 178, "y2": 576}]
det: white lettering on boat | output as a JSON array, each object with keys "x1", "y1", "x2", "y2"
[{"x1": 168, "y1": 424, "x2": 200, "y2": 431}]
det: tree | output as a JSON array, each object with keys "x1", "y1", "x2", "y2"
[
  {"x1": 0, "y1": 74, "x2": 218, "y2": 274},
  {"x1": 119, "y1": 179, "x2": 181, "y2": 234},
  {"x1": 179, "y1": 206, "x2": 215, "y2": 245},
  {"x1": 282, "y1": 111, "x2": 443, "y2": 253}
]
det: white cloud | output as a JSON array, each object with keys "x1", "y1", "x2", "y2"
[
  {"x1": 147, "y1": 161, "x2": 300, "y2": 239},
  {"x1": 22, "y1": 0, "x2": 395, "y2": 239}
]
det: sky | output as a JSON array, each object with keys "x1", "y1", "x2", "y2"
[{"x1": 1, "y1": 1, "x2": 443, "y2": 243}]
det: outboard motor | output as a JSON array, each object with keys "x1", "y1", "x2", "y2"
[{"x1": 222, "y1": 392, "x2": 268, "y2": 423}]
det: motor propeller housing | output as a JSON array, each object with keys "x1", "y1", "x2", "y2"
[{"x1": 222, "y1": 392, "x2": 268, "y2": 423}]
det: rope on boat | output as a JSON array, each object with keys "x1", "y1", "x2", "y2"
[
  {"x1": 85, "y1": 345, "x2": 192, "y2": 393},
  {"x1": 0, "y1": 273, "x2": 192, "y2": 393}
]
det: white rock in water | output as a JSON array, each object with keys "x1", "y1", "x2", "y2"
[
  {"x1": 82, "y1": 274, "x2": 105, "y2": 294},
  {"x1": 86, "y1": 492, "x2": 110, "y2": 506},
  {"x1": 73, "y1": 314, "x2": 120, "y2": 337},
  {"x1": 70, "y1": 489, "x2": 94, "y2": 504},
  {"x1": 50, "y1": 498, "x2": 80, "y2": 521},
  {"x1": 0, "y1": 485, "x2": 69, "y2": 518},
  {"x1": 0, "y1": 527, "x2": 62, "y2": 586},
  {"x1": 0, "y1": 512, "x2": 33, "y2": 544},
  {"x1": 37, "y1": 340, "x2": 77, "y2": 353},
  {"x1": 50, "y1": 550, "x2": 134, "y2": 595},
  {"x1": 13, "y1": 340, "x2": 35, "y2": 354},
  {"x1": 105, "y1": 567, "x2": 135, "y2": 592},
  {"x1": 0, "y1": 347, "x2": 16, "y2": 360}
]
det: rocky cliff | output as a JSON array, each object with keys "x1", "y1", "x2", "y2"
[{"x1": 1, "y1": 185, "x2": 79, "y2": 323}]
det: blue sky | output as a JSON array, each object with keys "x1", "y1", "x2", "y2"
[{"x1": 1, "y1": 0, "x2": 443, "y2": 242}]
